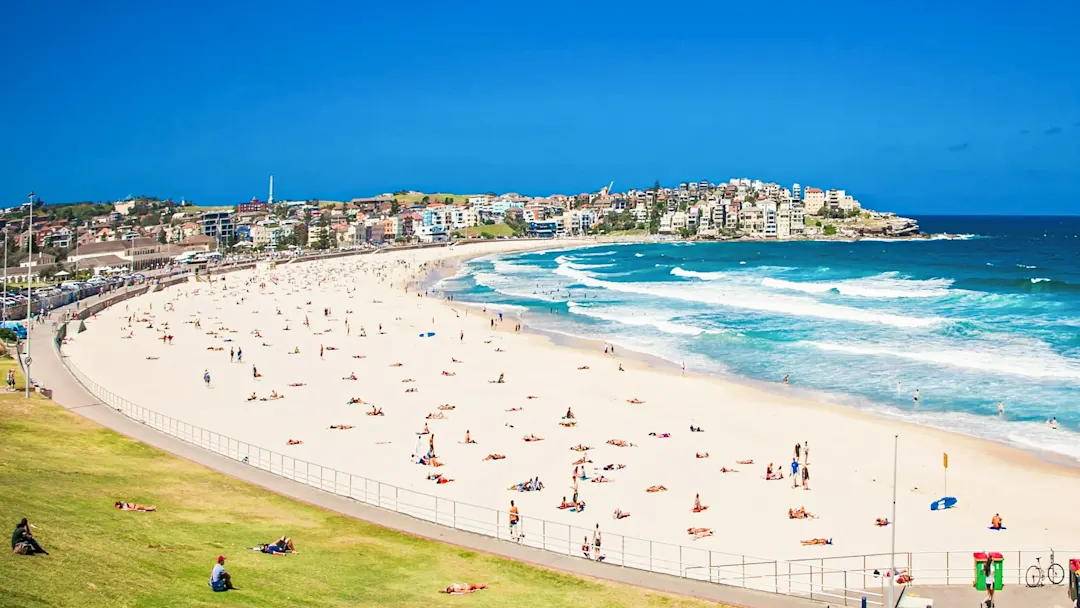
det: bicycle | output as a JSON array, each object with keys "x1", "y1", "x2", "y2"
[{"x1": 1025, "y1": 548, "x2": 1066, "y2": 587}]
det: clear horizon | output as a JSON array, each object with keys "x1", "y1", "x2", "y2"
[{"x1": 2, "y1": 0, "x2": 1077, "y2": 214}]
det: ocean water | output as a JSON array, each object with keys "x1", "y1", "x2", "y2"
[{"x1": 437, "y1": 216, "x2": 1080, "y2": 463}]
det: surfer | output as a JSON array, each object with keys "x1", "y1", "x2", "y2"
[
  {"x1": 913, "y1": 389, "x2": 919, "y2": 407},
  {"x1": 997, "y1": 401, "x2": 1004, "y2": 417}
]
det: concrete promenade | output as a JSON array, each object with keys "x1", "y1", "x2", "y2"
[{"x1": 27, "y1": 288, "x2": 823, "y2": 608}]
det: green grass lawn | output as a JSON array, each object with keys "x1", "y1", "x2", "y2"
[
  {"x1": 0, "y1": 363, "x2": 717, "y2": 608},
  {"x1": 394, "y1": 193, "x2": 476, "y2": 205},
  {"x1": 453, "y1": 224, "x2": 514, "y2": 239}
]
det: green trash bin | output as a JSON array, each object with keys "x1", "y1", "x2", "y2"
[{"x1": 973, "y1": 552, "x2": 1004, "y2": 591}]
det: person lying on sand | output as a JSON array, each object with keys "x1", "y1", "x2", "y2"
[
  {"x1": 789, "y1": 506, "x2": 817, "y2": 519},
  {"x1": 626, "y1": 398, "x2": 645, "y2": 404},
  {"x1": 736, "y1": 459, "x2": 754, "y2": 465},
  {"x1": 720, "y1": 466, "x2": 740, "y2": 473},
  {"x1": 115, "y1": 501, "x2": 156, "y2": 511},
  {"x1": 247, "y1": 393, "x2": 258, "y2": 401},
  {"x1": 494, "y1": 347, "x2": 504, "y2": 352},
  {"x1": 389, "y1": 363, "x2": 403, "y2": 367},
  {"x1": 523, "y1": 434, "x2": 544, "y2": 442},
  {"x1": 347, "y1": 397, "x2": 366, "y2": 404},
  {"x1": 429, "y1": 473, "x2": 454, "y2": 484},
  {"x1": 401, "y1": 378, "x2": 415, "y2": 383},
  {"x1": 526, "y1": 395, "x2": 539, "y2": 400},
  {"x1": 438, "y1": 404, "x2": 456, "y2": 410},
  {"x1": 646, "y1": 485, "x2": 668, "y2": 493},
  {"x1": 606, "y1": 439, "x2": 634, "y2": 447},
  {"x1": 440, "y1": 371, "x2": 456, "y2": 376},
  {"x1": 690, "y1": 425, "x2": 704, "y2": 432},
  {"x1": 287, "y1": 382, "x2": 305, "y2": 387},
  {"x1": 451, "y1": 357, "x2": 463, "y2": 363},
  {"x1": 692, "y1": 493, "x2": 708, "y2": 513},
  {"x1": 325, "y1": 346, "x2": 338, "y2": 351},
  {"x1": 572, "y1": 455, "x2": 592, "y2": 465},
  {"x1": 603, "y1": 464, "x2": 625, "y2": 470},
  {"x1": 342, "y1": 373, "x2": 357, "y2": 381},
  {"x1": 688, "y1": 527, "x2": 713, "y2": 540},
  {"x1": 875, "y1": 518, "x2": 890, "y2": 527},
  {"x1": 801, "y1": 538, "x2": 833, "y2": 546},
  {"x1": 577, "y1": 365, "x2": 590, "y2": 370},
  {"x1": 506, "y1": 407, "x2": 523, "y2": 412},
  {"x1": 145, "y1": 356, "x2": 159, "y2": 360},
  {"x1": 591, "y1": 475, "x2": 613, "y2": 483},
  {"x1": 286, "y1": 439, "x2": 302, "y2": 446},
  {"x1": 440, "y1": 583, "x2": 486, "y2": 595},
  {"x1": 405, "y1": 387, "x2": 418, "y2": 393},
  {"x1": 352, "y1": 355, "x2": 366, "y2": 359},
  {"x1": 268, "y1": 390, "x2": 282, "y2": 400},
  {"x1": 696, "y1": 452, "x2": 709, "y2": 458},
  {"x1": 648, "y1": 432, "x2": 671, "y2": 438},
  {"x1": 329, "y1": 425, "x2": 354, "y2": 430},
  {"x1": 570, "y1": 444, "x2": 593, "y2": 452},
  {"x1": 559, "y1": 420, "x2": 576, "y2": 427},
  {"x1": 613, "y1": 509, "x2": 630, "y2": 519},
  {"x1": 483, "y1": 454, "x2": 505, "y2": 461},
  {"x1": 418, "y1": 455, "x2": 443, "y2": 467},
  {"x1": 426, "y1": 412, "x2": 446, "y2": 420},
  {"x1": 558, "y1": 497, "x2": 574, "y2": 509}
]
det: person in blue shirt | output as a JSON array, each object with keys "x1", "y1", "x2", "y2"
[
  {"x1": 209, "y1": 555, "x2": 234, "y2": 591},
  {"x1": 790, "y1": 458, "x2": 800, "y2": 489}
]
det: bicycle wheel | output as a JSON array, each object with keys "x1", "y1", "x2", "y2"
[
  {"x1": 1048, "y1": 562, "x2": 1066, "y2": 585},
  {"x1": 1025, "y1": 565, "x2": 1042, "y2": 587}
]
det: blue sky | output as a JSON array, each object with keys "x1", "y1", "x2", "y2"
[{"x1": 2, "y1": 1, "x2": 1078, "y2": 214}]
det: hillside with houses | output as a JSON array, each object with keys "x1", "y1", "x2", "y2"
[{"x1": 1, "y1": 179, "x2": 918, "y2": 279}]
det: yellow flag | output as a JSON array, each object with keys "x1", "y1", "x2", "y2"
[{"x1": 943, "y1": 453, "x2": 948, "y2": 469}]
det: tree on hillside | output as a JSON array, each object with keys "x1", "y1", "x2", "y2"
[
  {"x1": 648, "y1": 179, "x2": 663, "y2": 234},
  {"x1": 157, "y1": 231, "x2": 167, "y2": 244},
  {"x1": 294, "y1": 224, "x2": 308, "y2": 247},
  {"x1": 315, "y1": 212, "x2": 332, "y2": 250},
  {"x1": 390, "y1": 200, "x2": 401, "y2": 215}
]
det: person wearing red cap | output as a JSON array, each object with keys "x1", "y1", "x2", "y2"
[{"x1": 209, "y1": 555, "x2": 234, "y2": 591}]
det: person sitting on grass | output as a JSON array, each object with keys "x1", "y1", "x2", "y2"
[
  {"x1": 115, "y1": 501, "x2": 156, "y2": 512},
  {"x1": 209, "y1": 555, "x2": 234, "y2": 591},
  {"x1": 11, "y1": 518, "x2": 48, "y2": 555}
]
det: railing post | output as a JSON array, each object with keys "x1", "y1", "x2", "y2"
[
  {"x1": 621, "y1": 535, "x2": 625, "y2": 567},
  {"x1": 453, "y1": 500, "x2": 457, "y2": 530},
  {"x1": 679, "y1": 545, "x2": 683, "y2": 578},
  {"x1": 649, "y1": 541, "x2": 653, "y2": 571},
  {"x1": 743, "y1": 554, "x2": 747, "y2": 587},
  {"x1": 946, "y1": 551, "x2": 950, "y2": 585}
]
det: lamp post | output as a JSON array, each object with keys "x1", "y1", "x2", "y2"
[
  {"x1": 887, "y1": 434, "x2": 898, "y2": 608},
  {"x1": 25, "y1": 191, "x2": 34, "y2": 398},
  {"x1": 2, "y1": 232, "x2": 8, "y2": 322}
]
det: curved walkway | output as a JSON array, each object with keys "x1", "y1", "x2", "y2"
[{"x1": 30, "y1": 292, "x2": 818, "y2": 608}]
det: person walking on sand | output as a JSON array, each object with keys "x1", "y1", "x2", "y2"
[
  {"x1": 791, "y1": 458, "x2": 800, "y2": 489},
  {"x1": 803, "y1": 441, "x2": 810, "y2": 465},
  {"x1": 509, "y1": 500, "x2": 520, "y2": 541},
  {"x1": 203, "y1": 370, "x2": 211, "y2": 387},
  {"x1": 794, "y1": 443, "x2": 801, "y2": 461},
  {"x1": 802, "y1": 463, "x2": 810, "y2": 490},
  {"x1": 229, "y1": 347, "x2": 234, "y2": 362},
  {"x1": 592, "y1": 523, "x2": 602, "y2": 560},
  {"x1": 237, "y1": 347, "x2": 243, "y2": 363}
]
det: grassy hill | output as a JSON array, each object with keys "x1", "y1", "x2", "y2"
[
  {"x1": 453, "y1": 223, "x2": 514, "y2": 239},
  {"x1": 0, "y1": 357, "x2": 717, "y2": 608},
  {"x1": 393, "y1": 193, "x2": 476, "y2": 205}
]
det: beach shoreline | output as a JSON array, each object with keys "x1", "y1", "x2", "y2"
[{"x1": 63, "y1": 239, "x2": 1080, "y2": 562}]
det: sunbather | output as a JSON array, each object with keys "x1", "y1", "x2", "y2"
[
  {"x1": 720, "y1": 466, "x2": 739, "y2": 473},
  {"x1": 115, "y1": 501, "x2": 156, "y2": 512},
  {"x1": 329, "y1": 424, "x2": 354, "y2": 430},
  {"x1": 483, "y1": 454, "x2": 505, "y2": 461},
  {"x1": 342, "y1": 373, "x2": 357, "y2": 381},
  {"x1": 602, "y1": 464, "x2": 625, "y2": 470},
  {"x1": 648, "y1": 432, "x2": 671, "y2": 438},
  {"x1": 438, "y1": 404, "x2": 456, "y2": 410},
  {"x1": 426, "y1": 412, "x2": 446, "y2": 420},
  {"x1": 692, "y1": 493, "x2": 708, "y2": 512},
  {"x1": 440, "y1": 583, "x2": 487, "y2": 594},
  {"x1": 801, "y1": 538, "x2": 833, "y2": 546},
  {"x1": 736, "y1": 459, "x2": 754, "y2": 465},
  {"x1": 626, "y1": 398, "x2": 645, "y2": 404},
  {"x1": 286, "y1": 439, "x2": 302, "y2": 445},
  {"x1": 523, "y1": 434, "x2": 544, "y2": 442},
  {"x1": 441, "y1": 371, "x2": 456, "y2": 376},
  {"x1": 613, "y1": 509, "x2": 630, "y2": 519},
  {"x1": 570, "y1": 444, "x2": 593, "y2": 452},
  {"x1": 591, "y1": 475, "x2": 613, "y2": 483},
  {"x1": 606, "y1": 439, "x2": 634, "y2": 447},
  {"x1": 646, "y1": 485, "x2": 668, "y2": 493},
  {"x1": 696, "y1": 452, "x2": 709, "y2": 458},
  {"x1": 875, "y1": 518, "x2": 890, "y2": 527},
  {"x1": 688, "y1": 527, "x2": 713, "y2": 540},
  {"x1": 558, "y1": 497, "x2": 573, "y2": 509},
  {"x1": 366, "y1": 406, "x2": 384, "y2": 416}
]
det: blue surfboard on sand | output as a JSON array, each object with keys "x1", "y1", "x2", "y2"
[
  {"x1": 930, "y1": 496, "x2": 957, "y2": 511},
  {"x1": 418, "y1": 332, "x2": 435, "y2": 338}
]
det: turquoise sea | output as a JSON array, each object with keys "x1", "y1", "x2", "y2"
[{"x1": 437, "y1": 216, "x2": 1080, "y2": 463}]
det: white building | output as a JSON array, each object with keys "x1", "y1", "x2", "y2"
[{"x1": 803, "y1": 188, "x2": 826, "y2": 215}]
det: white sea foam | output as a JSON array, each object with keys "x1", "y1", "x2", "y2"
[
  {"x1": 670, "y1": 267, "x2": 729, "y2": 280},
  {"x1": 634, "y1": 253, "x2": 644, "y2": 257},
  {"x1": 1031, "y1": 278, "x2": 1051, "y2": 284},
  {"x1": 566, "y1": 301, "x2": 723, "y2": 336},
  {"x1": 760, "y1": 273, "x2": 954, "y2": 299},
  {"x1": 554, "y1": 263, "x2": 943, "y2": 328},
  {"x1": 802, "y1": 340, "x2": 1080, "y2": 380},
  {"x1": 572, "y1": 250, "x2": 616, "y2": 257},
  {"x1": 1017, "y1": 264, "x2": 1038, "y2": 269}
]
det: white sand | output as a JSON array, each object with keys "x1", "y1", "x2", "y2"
[{"x1": 64, "y1": 240, "x2": 1080, "y2": 563}]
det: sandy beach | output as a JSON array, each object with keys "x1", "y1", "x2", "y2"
[{"x1": 62, "y1": 240, "x2": 1080, "y2": 563}]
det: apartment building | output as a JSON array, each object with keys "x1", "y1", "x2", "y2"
[{"x1": 802, "y1": 188, "x2": 826, "y2": 215}]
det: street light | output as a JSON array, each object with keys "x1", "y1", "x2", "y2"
[{"x1": 25, "y1": 191, "x2": 34, "y2": 399}]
